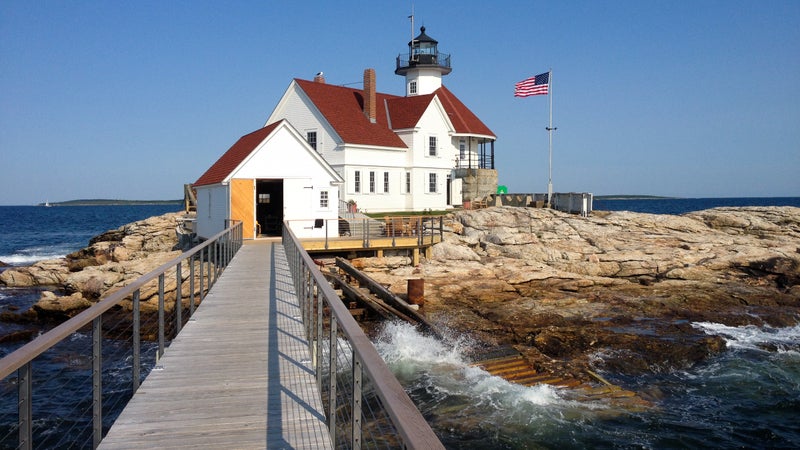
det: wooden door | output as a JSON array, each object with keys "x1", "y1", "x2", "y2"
[{"x1": 230, "y1": 178, "x2": 255, "y2": 239}]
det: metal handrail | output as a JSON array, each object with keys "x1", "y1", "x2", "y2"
[
  {"x1": 282, "y1": 223, "x2": 444, "y2": 449},
  {"x1": 286, "y1": 215, "x2": 444, "y2": 250},
  {"x1": 0, "y1": 221, "x2": 243, "y2": 449}
]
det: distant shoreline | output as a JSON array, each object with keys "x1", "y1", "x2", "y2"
[
  {"x1": 37, "y1": 199, "x2": 182, "y2": 207},
  {"x1": 594, "y1": 195, "x2": 675, "y2": 200}
]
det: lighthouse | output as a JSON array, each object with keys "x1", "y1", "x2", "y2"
[{"x1": 395, "y1": 26, "x2": 452, "y2": 96}]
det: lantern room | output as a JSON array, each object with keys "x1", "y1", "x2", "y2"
[{"x1": 395, "y1": 26, "x2": 452, "y2": 96}]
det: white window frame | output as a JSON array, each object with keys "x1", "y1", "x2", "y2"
[
  {"x1": 319, "y1": 190, "x2": 329, "y2": 208},
  {"x1": 369, "y1": 171, "x2": 375, "y2": 193},
  {"x1": 354, "y1": 170, "x2": 361, "y2": 193},
  {"x1": 428, "y1": 173, "x2": 438, "y2": 193},
  {"x1": 428, "y1": 136, "x2": 437, "y2": 157},
  {"x1": 409, "y1": 80, "x2": 417, "y2": 95},
  {"x1": 459, "y1": 139, "x2": 466, "y2": 160},
  {"x1": 383, "y1": 172, "x2": 389, "y2": 193},
  {"x1": 306, "y1": 130, "x2": 318, "y2": 152},
  {"x1": 405, "y1": 172, "x2": 411, "y2": 194}
]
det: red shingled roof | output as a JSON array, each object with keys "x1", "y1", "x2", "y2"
[
  {"x1": 295, "y1": 79, "x2": 407, "y2": 148},
  {"x1": 295, "y1": 79, "x2": 496, "y2": 145},
  {"x1": 386, "y1": 93, "x2": 435, "y2": 129},
  {"x1": 434, "y1": 85, "x2": 495, "y2": 137},
  {"x1": 195, "y1": 81, "x2": 496, "y2": 188},
  {"x1": 194, "y1": 121, "x2": 282, "y2": 186}
]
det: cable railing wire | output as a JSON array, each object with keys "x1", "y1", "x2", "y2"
[
  {"x1": 0, "y1": 222, "x2": 242, "y2": 449},
  {"x1": 282, "y1": 222, "x2": 444, "y2": 449}
]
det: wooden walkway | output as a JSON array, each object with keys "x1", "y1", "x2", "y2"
[{"x1": 99, "y1": 241, "x2": 332, "y2": 449}]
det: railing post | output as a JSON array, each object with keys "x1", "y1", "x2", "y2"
[
  {"x1": 18, "y1": 362, "x2": 32, "y2": 450},
  {"x1": 316, "y1": 281, "x2": 324, "y2": 387},
  {"x1": 132, "y1": 290, "x2": 140, "y2": 393},
  {"x1": 328, "y1": 319, "x2": 338, "y2": 448},
  {"x1": 351, "y1": 354, "x2": 363, "y2": 450},
  {"x1": 361, "y1": 219, "x2": 366, "y2": 247},
  {"x1": 324, "y1": 219, "x2": 329, "y2": 250},
  {"x1": 189, "y1": 254, "x2": 196, "y2": 315},
  {"x1": 92, "y1": 315, "x2": 102, "y2": 449},
  {"x1": 207, "y1": 244, "x2": 212, "y2": 290},
  {"x1": 158, "y1": 273, "x2": 165, "y2": 359},
  {"x1": 222, "y1": 233, "x2": 227, "y2": 267},
  {"x1": 175, "y1": 261, "x2": 182, "y2": 336},
  {"x1": 199, "y1": 247, "x2": 205, "y2": 302},
  {"x1": 209, "y1": 239, "x2": 219, "y2": 286},
  {"x1": 305, "y1": 270, "x2": 313, "y2": 340},
  {"x1": 307, "y1": 275, "x2": 314, "y2": 344}
]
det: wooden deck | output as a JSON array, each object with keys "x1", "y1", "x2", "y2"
[
  {"x1": 99, "y1": 240, "x2": 332, "y2": 449},
  {"x1": 300, "y1": 235, "x2": 441, "y2": 251}
]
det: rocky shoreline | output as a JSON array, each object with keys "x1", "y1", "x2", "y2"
[
  {"x1": 3, "y1": 206, "x2": 799, "y2": 384},
  {"x1": 0, "y1": 212, "x2": 195, "y2": 338},
  {"x1": 355, "y1": 206, "x2": 800, "y2": 382}
]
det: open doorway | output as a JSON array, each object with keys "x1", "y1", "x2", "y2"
[
  {"x1": 446, "y1": 174, "x2": 452, "y2": 206},
  {"x1": 256, "y1": 180, "x2": 283, "y2": 236}
]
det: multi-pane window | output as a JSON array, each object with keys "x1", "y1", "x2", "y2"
[
  {"x1": 459, "y1": 139, "x2": 466, "y2": 160},
  {"x1": 354, "y1": 171, "x2": 361, "y2": 193},
  {"x1": 369, "y1": 171, "x2": 375, "y2": 193},
  {"x1": 428, "y1": 136, "x2": 437, "y2": 156},
  {"x1": 383, "y1": 172, "x2": 389, "y2": 193},
  {"x1": 319, "y1": 190, "x2": 328, "y2": 208},
  {"x1": 306, "y1": 131, "x2": 317, "y2": 151},
  {"x1": 429, "y1": 173, "x2": 437, "y2": 193},
  {"x1": 409, "y1": 81, "x2": 417, "y2": 95},
  {"x1": 405, "y1": 172, "x2": 411, "y2": 193}
]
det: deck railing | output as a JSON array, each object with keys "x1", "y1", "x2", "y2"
[
  {"x1": 282, "y1": 223, "x2": 445, "y2": 449},
  {"x1": 287, "y1": 215, "x2": 444, "y2": 250},
  {"x1": 0, "y1": 221, "x2": 243, "y2": 449}
]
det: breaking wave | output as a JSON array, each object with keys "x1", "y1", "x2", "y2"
[{"x1": 692, "y1": 321, "x2": 800, "y2": 353}]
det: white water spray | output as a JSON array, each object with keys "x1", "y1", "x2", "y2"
[
  {"x1": 692, "y1": 322, "x2": 800, "y2": 353},
  {"x1": 373, "y1": 320, "x2": 593, "y2": 432}
]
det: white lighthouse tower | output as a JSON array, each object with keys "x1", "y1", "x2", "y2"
[{"x1": 395, "y1": 26, "x2": 452, "y2": 96}]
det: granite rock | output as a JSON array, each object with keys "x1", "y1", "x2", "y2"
[{"x1": 368, "y1": 206, "x2": 800, "y2": 379}]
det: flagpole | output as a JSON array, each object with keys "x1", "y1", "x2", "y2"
[{"x1": 548, "y1": 69, "x2": 552, "y2": 206}]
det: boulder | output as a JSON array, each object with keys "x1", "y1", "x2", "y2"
[{"x1": 33, "y1": 291, "x2": 92, "y2": 321}]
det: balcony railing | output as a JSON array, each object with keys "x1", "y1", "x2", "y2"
[{"x1": 396, "y1": 52, "x2": 451, "y2": 72}]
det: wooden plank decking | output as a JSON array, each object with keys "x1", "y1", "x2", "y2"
[{"x1": 99, "y1": 240, "x2": 332, "y2": 449}]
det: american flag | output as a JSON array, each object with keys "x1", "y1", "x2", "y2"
[{"x1": 514, "y1": 72, "x2": 549, "y2": 97}]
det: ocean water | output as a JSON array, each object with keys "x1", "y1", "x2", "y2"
[
  {"x1": 377, "y1": 321, "x2": 800, "y2": 449},
  {"x1": 593, "y1": 196, "x2": 800, "y2": 215},
  {"x1": 1, "y1": 200, "x2": 799, "y2": 448},
  {"x1": 0, "y1": 204, "x2": 182, "y2": 266},
  {"x1": 0, "y1": 204, "x2": 179, "y2": 448}
]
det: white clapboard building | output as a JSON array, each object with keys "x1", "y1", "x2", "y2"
[{"x1": 194, "y1": 27, "x2": 496, "y2": 239}]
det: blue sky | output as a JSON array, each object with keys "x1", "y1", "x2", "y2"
[{"x1": 1, "y1": 1, "x2": 798, "y2": 205}]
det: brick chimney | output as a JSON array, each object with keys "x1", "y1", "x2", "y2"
[
  {"x1": 363, "y1": 68, "x2": 376, "y2": 123},
  {"x1": 313, "y1": 72, "x2": 325, "y2": 83}
]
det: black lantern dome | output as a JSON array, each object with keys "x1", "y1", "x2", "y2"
[{"x1": 396, "y1": 26, "x2": 451, "y2": 75}]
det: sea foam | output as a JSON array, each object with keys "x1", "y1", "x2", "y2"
[{"x1": 692, "y1": 322, "x2": 800, "y2": 352}]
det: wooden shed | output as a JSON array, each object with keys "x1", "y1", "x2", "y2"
[{"x1": 193, "y1": 120, "x2": 344, "y2": 240}]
